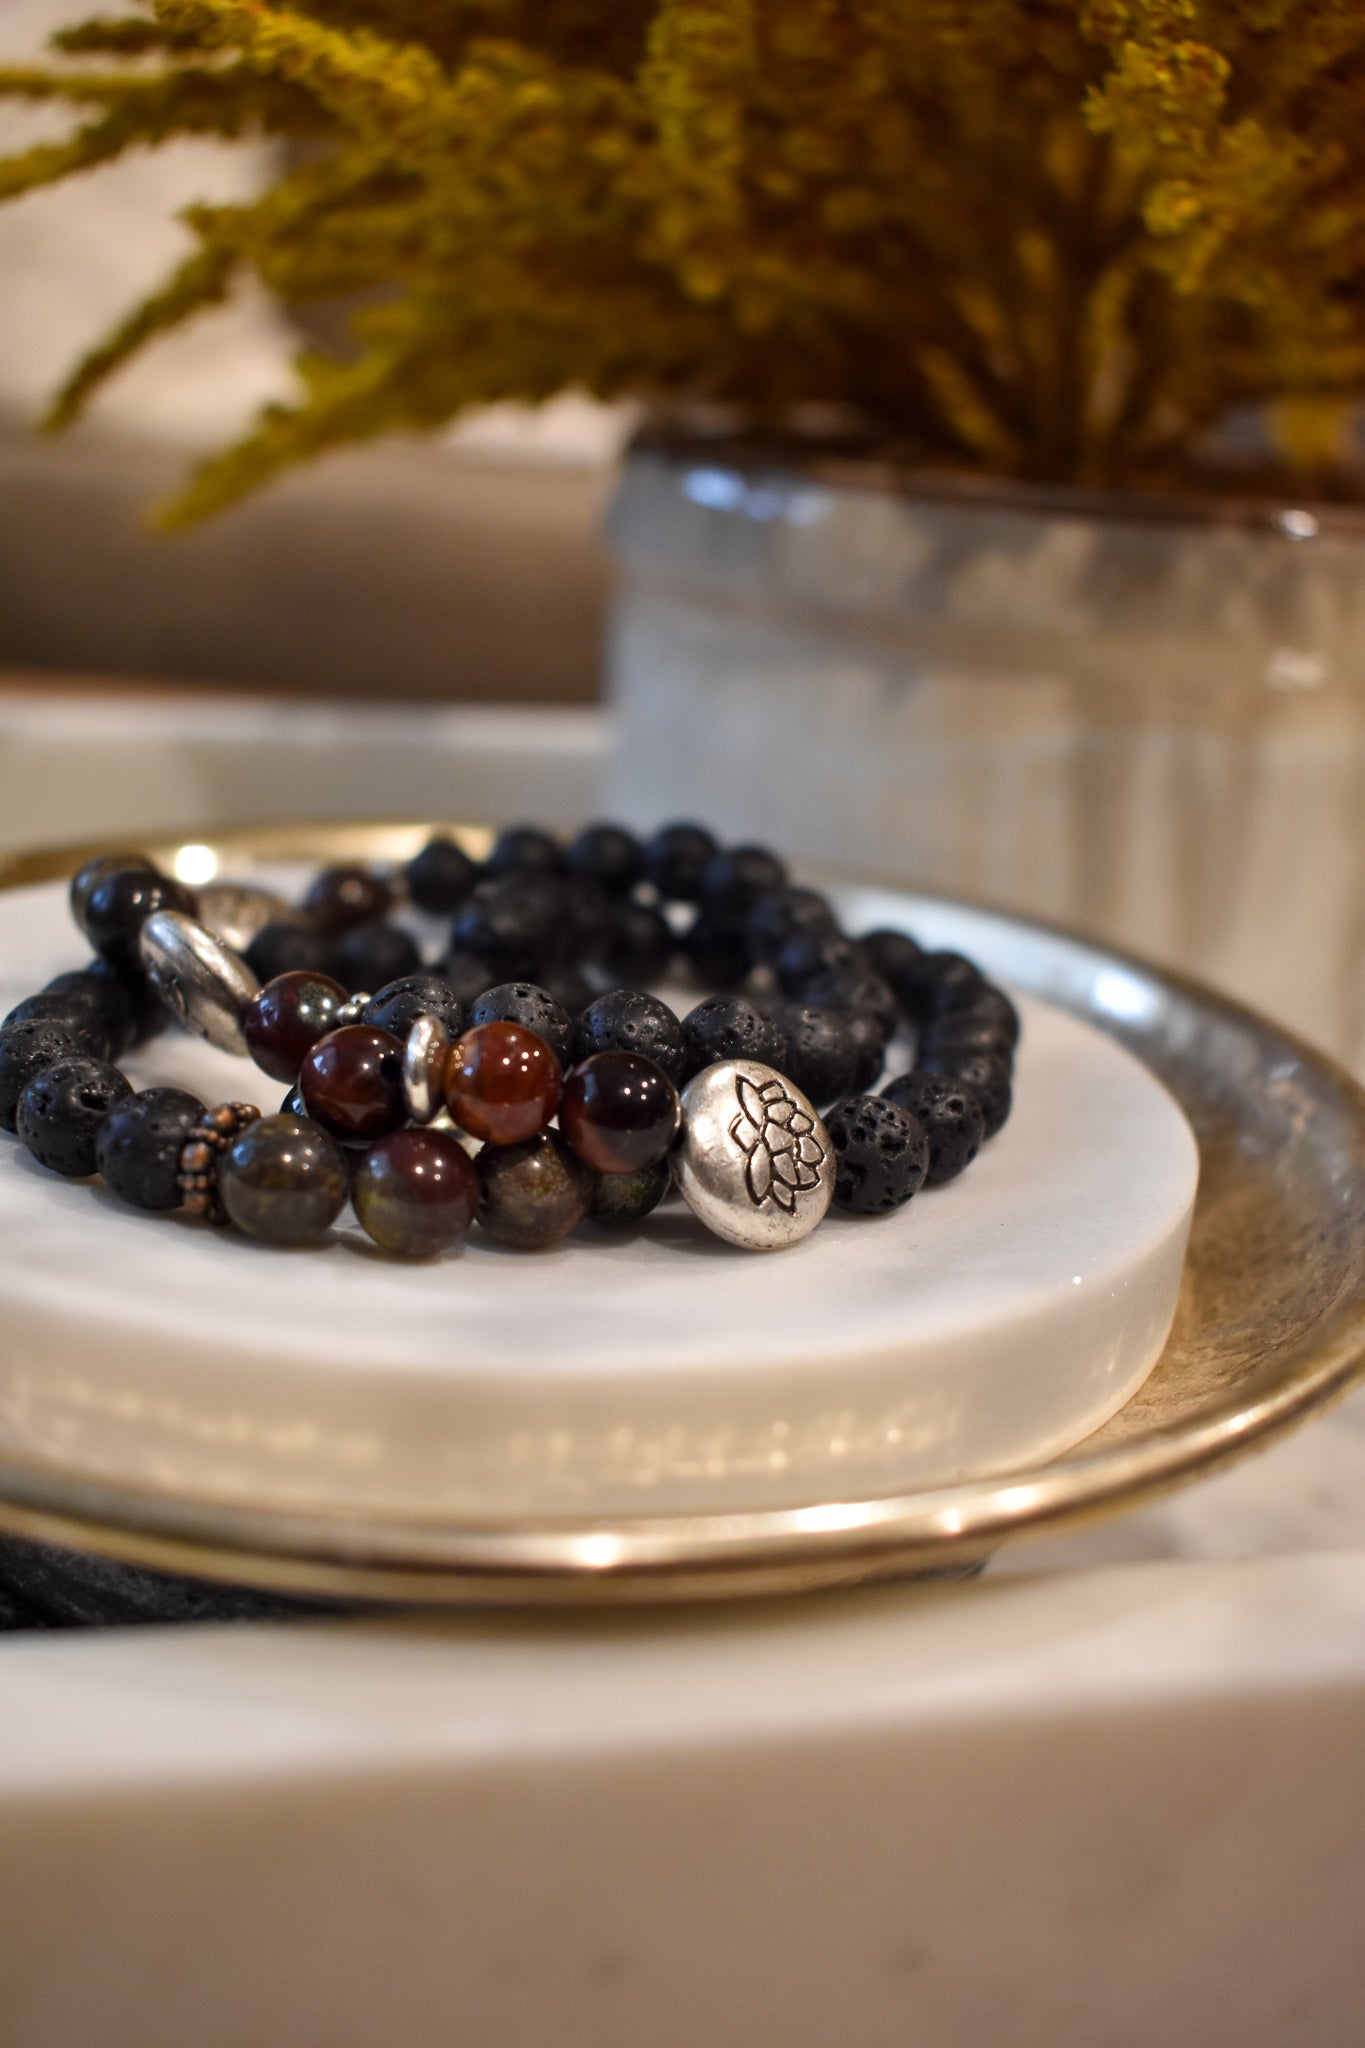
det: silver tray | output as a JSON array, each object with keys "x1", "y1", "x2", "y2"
[{"x1": 1, "y1": 823, "x2": 1363, "y2": 1606}]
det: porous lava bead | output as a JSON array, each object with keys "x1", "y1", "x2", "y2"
[
  {"x1": 485, "y1": 824, "x2": 561, "y2": 878},
  {"x1": 644, "y1": 821, "x2": 719, "y2": 902},
  {"x1": 77, "y1": 866, "x2": 196, "y2": 970},
  {"x1": 243, "y1": 970, "x2": 349, "y2": 1083},
  {"x1": 773, "y1": 1002, "x2": 857, "y2": 1108},
  {"x1": 561, "y1": 1053, "x2": 681, "y2": 1174},
  {"x1": 4, "y1": 989, "x2": 115, "y2": 1057},
  {"x1": 0, "y1": 1019, "x2": 106, "y2": 1130},
  {"x1": 351, "y1": 1127, "x2": 478, "y2": 1257},
  {"x1": 917, "y1": 1046, "x2": 1013, "y2": 1140},
  {"x1": 562, "y1": 881, "x2": 616, "y2": 967},
  {"x1": 451, "y1": 876, "x2": 564, "y2": 982},
  {"x1": 434, "y1": 947, "x2": 497, "y2": 1005},
  {"x1": 404, "y1": 836, "x2": 481, "y2": 915},
  {"x1": 747, "y1": 886, "x2": 839, "y2": 966},
  {"x1": 572, "y1": 987, "x2": 688, "y2": 1086},
  {"x1": 564, "y1": 822, "x2": 643, "y2": 897},
  {"x1": 774, "y1": 929, "x2": 867, "y2": 997},
  {"x1": 880, "y1": 1070, "x2": 985, "y2": 1185},
  {"x1": 542, "y1": 964, "x2": 595, "y2": 1017},
  {"x1": 331, "y1": 919, "x2": 423, "y2": 995},
  {"x1": 218, "y1": 1113, "x2": 350, "y2": 1243},
  {"x1": 595, "y1": 900, "x2": 674, "y2": 983},
  {"x1": 300, "y1": 1024, "x2": 407, "y2": 1142},
  {"x1": 895, "y1": 949, "x2": 987, "y2": 1025},
  {"x1": 588, "y1": 1154, "x2": 671, "y2": 1226},
  {"x1": 361, "y1": 974, "x2": 465, "y2": 1046},
  {"x1": 96, "y1": 1087, "x2": 205, "y2": 1210},
  {"x1": 919, "y1": 985, "x2": 1021, "y2": 1055},
  {"x1": 801, "y1": 967, "x2": 899, "y2": 1042},
  {"x1": 468, "y1": 982, "x2": 573, "y2": 1069},
  {"x1": 681, "y1": 910, "x2": 750, "y2": 990},
  {"x1": 681, "y1": 994, "x2": 788, "y2": 1080},
  {"x1": 45, "y1": 965, "x2": 138, "y2": 1055},
  {"x1": 445, "y1": 1020, "x2": 561, "y2": 1145},
  {"x1": 69, "y1": 851, "x2": 158, "y2": 927},
  {"x1": 859, "y1": 928, "x2": 925, "y2": 999},
  {"x1": 17, "y1": 1057, "x2": 132, "y2": 1177},
  {"x1": 245, "y1": 920, "x2": 334, "y2": 984},
  {"x1": 824, "y1": 1096, "x2": 930, "y2": 1215},
  {"x1": 475, "y1": 1130, "x2": 591, "y2": 1249},
  {"x1": 699, "y1": 844, "x2": 787, "y2": 919},
  {"x1": 844, "y1": 1011, "x2": 889, "y2": 1093},
  {"x1": 302, "y1": 863, "x2": 393, "y2": 934}
]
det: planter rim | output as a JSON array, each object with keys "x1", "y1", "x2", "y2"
[{"x1": 630, "y1": 423, "x2": 1365, "y2": 540}]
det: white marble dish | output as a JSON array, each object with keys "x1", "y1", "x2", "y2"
[{"x1": 0, "y1": 872, "x2": 1195, "y2": 1539}]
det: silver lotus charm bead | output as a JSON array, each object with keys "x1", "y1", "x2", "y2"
[
  {"x1": 404, "y1": 1014, "x2": 452, "y2": 1124},
  {"x1": 138, "y1": 910, "x2": 260, "y2": 1057},
  {"x1": 193, "y1": 881, "x2": 299, "y2": 953},
  {"x1": 674, "y1": 1060, "x2": 834, "y2": 1250}
]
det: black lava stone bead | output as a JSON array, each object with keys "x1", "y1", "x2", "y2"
[
  {"x1": 541, "y1": 964, "x2": 595, "y2": 1017},
  {"x1": 0, "y1": 1019, "x2": 108, "y2": 1130},
  {"x1": 485, "y1": 824, "x2": 562, "y2": 879},
  {"x1": 3, "y1": 990, "x2": 114, "y2": 1058},
  {"x1": 361, "y1": 973, "x2": 466, "y2": 1045},
  {"x1": 245, "y1": 920, "x2": 334, "y2": 984},
  {"x1": 17, "y1": 1057, "x2": 132, "y2": 1177},
  {"x1": 917, "y1": 1046, "x2": 1013, "y2": 1139},
  {"x1": 895, "y1": 949, "x2": 988, "y2": 1024},
  {"x1": 698, "y1": 844, "x2": 788, "y2": 919},
  {"x1": 595, "y1": 900, "x2": 674, "y2": 983},
  {"x1": 96, "y1": 1087, "x2": 206, "y2": 1210},
  {"x1": 773, "y1": 1002, "x2": 857, "y2": 1108},
  {"x1": 451, "y1": 876, "x2": 564, "y2": 981},
  {"x1": 858, "y1": 928, "x2": 925, "y2": 998},
  {"x1": 45, "y1": 964, "x2": 138, "y2": 1055},
  {"x1": 919, "y1": 984, "x2": 1021, "y2": 1055},
  {"x1": 824, "y1": 1096, "x2": 930, "y2": 1215},
  {"x1": 774, "y1": 929, "x2": 867, "y2": 997},
  {"x1": 77, "y1": 866, "x2": 197, "y2": 971},
  {"x1": 404, "y1": 836, "x2": 481, "y2": 915},
  {"x1": 331, "y1": 920, "x2": 423, "y2": 995},
  {"x1": 801, "y1": 967, "x2": 899, "y2": 1042},
  {"x1": 680, "y1": 910, "x2": 751, "y2": 990},
  {"x1": 564, "y1": 822, "x2": 644, "y2": 897},
  {"x1": 434, "y1": 947, "x2": 497, "y2": 1005},
  {"x1": 588, "y1": 1154, "x2": 671, "y2": 1227},
  {"x1": 468, "y1": 982, "x2": 574, "y2": 1069},
  {"x1": 573, "y1": 988, "x2": 688, "y2": 1086},
  {"x1": 880, "y1": 1069, "x2": 985, "y2": 1184},
  {"x1": 562, "y1": 881, "x2": 617, "y2": 966},
  {"x1": 746, "y1": 886, "x2": 840, "y2": 966},
  {"x1": 681, "y1": 995, "x2": 788, "y2": 1079},
  {"x1": 643, "y1": 821, "x2": 719, "y2": 903},
  {"x1": 844, "y1": 1010, "x2": 890, "y2": 1093}
]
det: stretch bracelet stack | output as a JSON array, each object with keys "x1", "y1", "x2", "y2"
[{"x1": 0, "y1": 824, "x2": 1019, "y2": 1257}]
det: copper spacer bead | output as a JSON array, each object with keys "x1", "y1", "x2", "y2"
[{"x1": 176, "y1": 1101, "x2": 262, "y2": 1224}]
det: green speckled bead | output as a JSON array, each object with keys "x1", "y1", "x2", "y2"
[
  {"x1": 475, "y1": 1130, "x2": 591, "y2": 1250},
  {"x1": 352, "y1": 1127, "x2": 477, "y2": 1257},
  {"x1": 588, "y1": 1155, "x2": 671, "y2": 1227},
  {"x1": 218, "y1": 1112, "x2": 349, "y2": 1243}
]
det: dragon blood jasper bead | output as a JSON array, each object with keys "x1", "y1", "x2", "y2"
[
  {"x1": 588, "y1": 1154, "x2": 671, "y2": 1227},
  {"x1": 352, "y1": 1127, "x2": 478, "y2": 1256},
  {"x1": 300, "y1": 1024, "x2": 407, "y2": 1142},
  {"x1": 243, "y1": 970, "x2": 349, "y2": 1083},
  {"x1": 177, "y1": 1102, "x2": 262, "y2": 1222},
  {"x1": 476, "y1": 1130, "x2": 591, "y2": 1249},
  {"x1": 560, "y1": 1052, "x2": 681, "y2": 1175},
  {"x1": 675, "y1": 1060, "x2": 835, "y2": 1250},
  {"x1": 445, "y1": 1020, "x2": 561, "y2": 1145},
  {"x1": 302, "y1": 863, "x2": 393, "y2": 934},
  {"x1": 217, "y1": 1112, "x2": 349, "y2": 1244}
]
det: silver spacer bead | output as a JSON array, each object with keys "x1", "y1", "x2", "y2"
[
  {"x1": 404, "y1": 1014, "x2": 453, "y2": 1124},
  {"x1": 336, "y1": 993, "x2": 371, "y2": 1026},
  {"x1": 138, "y1": 910, "x2": 260, "y2": 1057},
  {"x1": 193, "y1": 881, "x2": 300, "y2": 954},
  {"x1": 674, "y1": 1060, "x2": 835, "y2": 1250}
]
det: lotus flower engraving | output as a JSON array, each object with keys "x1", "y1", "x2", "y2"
[{"x1": 729, "y1": 1074, "x2": 826, "y2": 1214}]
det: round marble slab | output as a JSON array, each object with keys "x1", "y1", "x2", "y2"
[{"x1": 0, "y1": 877, "x2": 1196, "y2": 1522}]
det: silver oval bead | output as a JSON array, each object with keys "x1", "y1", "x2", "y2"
[
  {"x1": 674, "y1": 1060, "x2": 835, "y2": 1250},
  {"x1": 404, "y1": 1015, "x2": 452, "y2": 1124},
  {"x1": 138, "y1": 910, "x2": 260, "y2": 1057},
  {"x1": 194, "y1": 882, "x2": 300, "y2": 954}
]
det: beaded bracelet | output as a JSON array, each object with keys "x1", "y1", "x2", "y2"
[{"x1": 0, "y1": 824, "x2": 1018, "y2": 1257}]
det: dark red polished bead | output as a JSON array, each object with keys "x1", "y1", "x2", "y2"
[
  {"x1": 299, "y1": 1023, "x2": 406, "y2": 1142},
  {"x1": 352, "y1": 1127, "x2": 478, "y2": 1257},
  {"x1": 444, "y1": 1020, "x2": 561, "y2": 1146},
  {"x1": 243, "y1": 970, "x2": 349, "y2": 1083},
  {"x1": 302, "y1": 863, "x2": 393, "y2": 934},
  {"x1": 560, "y1": 1052, "x2": 680, "y2": 1175}
]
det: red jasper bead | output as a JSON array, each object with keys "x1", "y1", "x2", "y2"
[
  {"x1": 560, "y1": 1052, "x2": 680, "y2": 1174},
  {"x1": 352, "y1": 1127, "x2": 478, "y2": 1256},
  {"x1": 299, "y1": 1024, "x2": 406, "y2": 1142},
  {"x1": 445, "y1": 1020, "x2": 561, "y2": 1146},
  {"x1": 243, "y1": 970, "x2": 349, "y2": 1083},
  {"x1": 302, "y1": 863, "x2": 393, "y2": 934}
]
